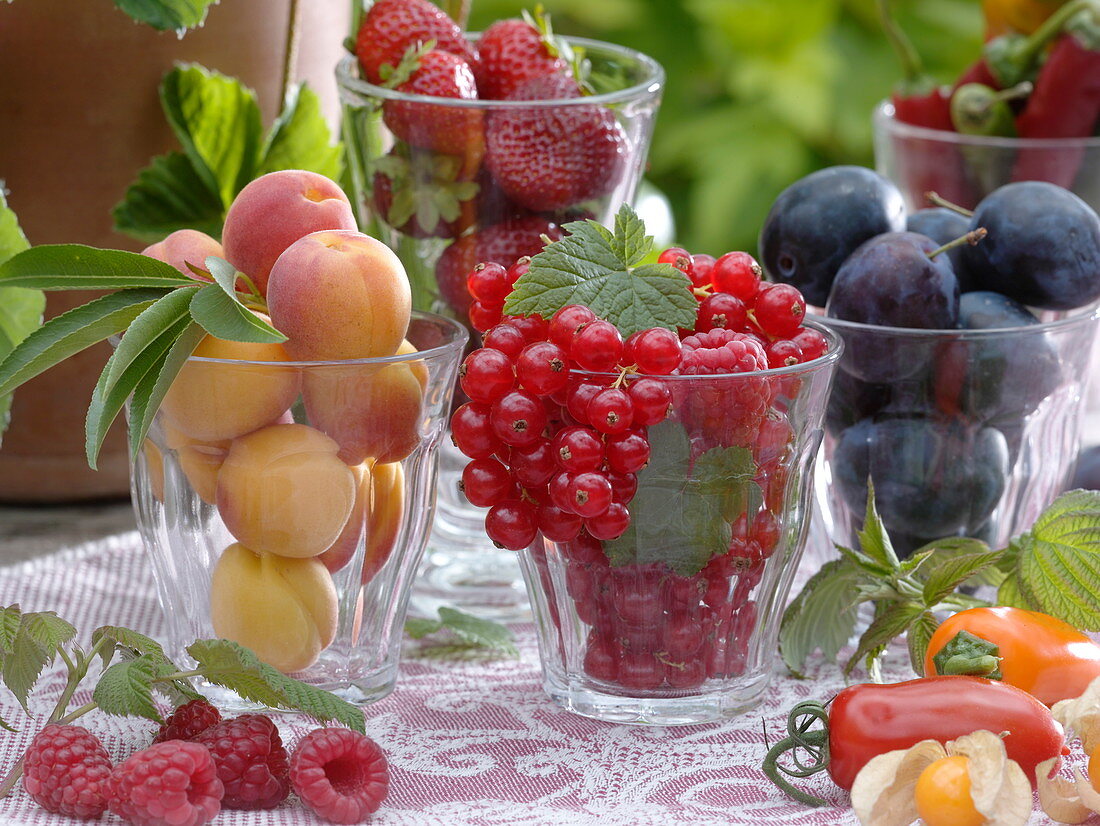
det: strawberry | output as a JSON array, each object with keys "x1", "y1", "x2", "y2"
[
  {"x1": 355, "y1": 0, "x2": 478, "y2": 85},
  {"x1": 435, "y1": 216, "x2": 565, "y2": 315},
  {"x1": 485, "y1": 73, "x2": 627, "y2": 213},
  {"x1": 476, "y1": 13, "x2": 568, "y2": 100},
  {"x1": 382, "y1": 45, "x2": 484, "y2": 157},
  {"x1": 371, "y1": 146, "x2": 478, "y2": 239}
]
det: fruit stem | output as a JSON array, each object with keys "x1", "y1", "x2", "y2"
[
  {"x1": 877, "y1": 0, "x2": 925, "y2": 84},
  {"x1": 761, "y1": 700, "x2": 832, "y2": 806},
  {"x1": 55, "y1": 701, "x2": 99, "y2": 726},
  {"x1": 927, "y1": 228, "x2": 987, "y2": 260},
  {"x1": 280, "y1": 0, "x2": 303, "y2": 107},
  {"x1": 0, "y1": 758, "x2": 24, "y2": 799},
  {"x1": 924, "y1": 191, "x2": 975, "y2": 217}
]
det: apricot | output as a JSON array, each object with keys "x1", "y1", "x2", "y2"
[
  {"x1": 318, "y1": 462, "x2": 372, "y2": 574},
  {"x1": 209, "y1": 543, "x2": 338, "y2": 673},
  {"x1": 397, "y1": 339, "x2": 429, "y2": 389},
  {"x1": 221, "y1": 170, "x2": 357, "y2": 295},
  {"x1": 266, "y1": 230, "x2": 411, "y2": 361},
  {"x1": 216, "y1": 423, "x2": 356, "y2": 558},
  {"x1": 159, "y1": 313, "x2": 301, "y2": 443},
  {"x1": 362, "y1": 461, "x2": 405, "y2": 584},
  {"x1": 142, "y1": 439, "x2": 165, "y2": 502},
  {"x1": 142, "y1": 229, "x2": 223, "y2": 279},
  {"x1": 302, "y1": 360, "x2": 423, "y2": 465},
  {"x1": 163, "y1": 421, "x2": 230, "y2": 505}
]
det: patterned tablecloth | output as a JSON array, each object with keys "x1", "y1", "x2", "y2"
[{"x1": 0, "y1": 532, "x2": 1063, "y2": 826}]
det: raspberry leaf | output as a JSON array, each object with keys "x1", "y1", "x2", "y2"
[
  {"x1": 94, "y1": 655, "x2": 162, "y2": 723},
  {"x1": 779, "y1": 559, "x2": 867, "y2": 677},
  {"x1": 0, "y1": 606, "x2": 21, "y2": 657},
  {"x1": 856, "y1": 478, "x2": 901, "y2": 571},
  {"x1": 3, "y1": 625, "x2": 52, "y2": 713},
  {"x1": 255, "y1": 663, "x2": 367, "y2": 733},
  {"x1": 920, "y1": 546, "x2": 1002, "y2": 607},
  {"x1": 91, "y1": 626, "x2": 202, "y2": 704},
  {"x1": 503, "y1": 205, "x2": 697, "y2": 338},
  {"x1": 19, "y1": 612, "x2": 77, "y2": 658},
  {"x1": 844, "y1": 601, "x2": 926, "y2": 680},
  {"x1": 907, "y1": 611, "x2": 940, "y2": 676}
]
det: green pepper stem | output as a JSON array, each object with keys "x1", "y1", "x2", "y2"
[
  {"x1": 877, "y1": 0, "x2": 926, "y2": 85},
  {"x1": 761, "y1": 700, "x2": 833, "y2": 807}
]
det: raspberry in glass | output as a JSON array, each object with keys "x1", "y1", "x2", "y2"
[
  {"x1": 23, "y1": 724, "x2": 112, "y2": 819},
  {"x1": 290, "y1": 728, "x2": 389, "y2": 825},
  {"x1": 107, "y1": 740, "x2": 223, "y2": 826}
]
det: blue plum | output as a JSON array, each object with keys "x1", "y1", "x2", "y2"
[{"x1": 906, "y1": 207, "x2": 975, "y2": 291}]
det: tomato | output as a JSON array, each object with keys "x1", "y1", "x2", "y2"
[
  {"x1": 915, "y1": 756, "x2": 985, "y2": 826},
  {"x1": 827, "y1": 676, "x2": 1064, "y2": 790},
  {"x1": 924, "y1": 607, "x2": 1100, "y2": 706}
]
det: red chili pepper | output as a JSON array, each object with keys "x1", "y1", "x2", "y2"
[
  {"x1": 1013, "y1": 7, "x2": 1100, "y2": 186},
  {"x1": 763, "y1": 676, "x2": 1066, "y2": 805}
]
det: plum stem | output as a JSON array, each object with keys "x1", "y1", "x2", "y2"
[
  {"x1": 928, "y1": 228, "x2": 987, "y2": 260},
  {"x1": 280, "y1": 0, "x2": 303, "y2": 107},
  {"x1": 925, "y1": 191, "x2": 975, "y2": 217}
]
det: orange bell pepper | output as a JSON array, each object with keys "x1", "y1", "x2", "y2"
[
  {"x1": 924, "y1": 606, "x2": 1100, "y2": 706},
  {"x1": 983, "y1": 0, "x2": 1073, "y2": 37}
]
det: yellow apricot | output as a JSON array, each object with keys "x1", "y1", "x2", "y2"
[
  {"x1": 142, "y1": 439, "x2": 165, "y2": 502},
  {"x1": 397, "y1": 339, "x2": 429, "y2": 389},
  {"x1": 363, "y1": 461, "x2": 405, "y2": 584},
  {"x1": 318, "y1": 462, "x2": 372, "y2": 574},
  {"x1": 163, "y1": 420, "x2": 230, "y2": 505},
  {"x1": 209, "y1": 543, "x2": 338, "y2": 673},
  {"x1": 216, "y1": 423, "x2": 356, "y2": 558},
  {"x1": 160, "y1": 313, "x2": 301, "y2": 443}
]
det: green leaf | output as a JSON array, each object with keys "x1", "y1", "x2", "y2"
[
  {"x1": 845, "y1": 602, "x2": 925, "y2": 678},
  {"x1": 921, "y1": 546, "x2": 1002, "y2": 607},
  {"x1": 855, "y1": 479, "x2": 900, "y2": 571},
  {"x1": 604, "y1": 420, "x2": 744, "y2": 576},
  {"x1": 113, "y1": 0, "x2": 218, "y2": 31},
  {"x1": 907, "y1": 611, "x2": 939, "y2": 676},
  {"x1": 1017, "y1": 531, "x2": 1100, "y2": 631},
  {"x1": 93, "y1": 656, "x2": 161, "y2": 722},
  {"x1": 0, "y1": 606, "x2": 21, "y2": 656},
  {"x1": 186, "y1": 639, "x2": 364, "y2": 732},
  {"x1": 91, "y1": 626, "x2": 200, "y2": 704},
  {"x1": 20, "y1": 612, "x2": 76, "y2": 655},
  {"x1": 693, "y1": 445, "x2": 760, "y2": 521},
  {"x1": 189, "y1": 284, "x2": 287, "y2": 343},
  {"x1": 0, "y1": 190, "x2": 42, "y2": 444},
  {"x1": 435, "y1": 607, "x2": 519, "y2": 657},
  {"x1": 405, "y1": 617, "x2": 444, "y2": 639},
  {"x1": 997, "y1": 569, "x2": 1031, "y2": 609},
  {"x1": 125, "y1": 322, "x2": 207, "y2": 460},
  {"x1": 503, "y1": 206, "x2": 698, "y2": 338},
  {"x1": 832, "y1": 542, "x2": 895, "y2": 577},
  {"x1": 0, "y1": 289, "x2": 166, "y2": 400},
  {"x1": 779, "y1": 559, "x2": 865, "y2": 676},
  {"x1": 161, "y1": 64, "x2": 264, "y2": 207},
  {"x1": 257, "y1": 83, "x2": 343, "y2": 181},
  {"x1": 112, "y1": 151, "x2": 225, "y2": 244},
  {"x1": 0, "y1": 245, "x2": 198, "y2": 290},
  {"x1": 103, "y1": 286, "x2": 199, "y2": 394},
  {"x1": 2, "y1": 626, "x2": 50, "y2": 712}
]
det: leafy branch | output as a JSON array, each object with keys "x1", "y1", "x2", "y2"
[
  {"x1": 780, "y1": 484, "x2": 1100, "y2": 678},
  {"x1": 0, "y1": 606, "x2": 365, "y2": 798}
]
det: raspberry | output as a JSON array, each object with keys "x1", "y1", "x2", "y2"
[
  {"x1": 107, "y1": 740, "x2": 223, "y2": 826},
  {"x1": 153, "y1": 699, "x2": 221, "y2": 744},
  {"x1": 290, "y1": 728, "x2": 389, "y2": 824},
  {"x1": 193, "y1": 715, "x2": 289, "y2": 810},
  {"x1": 679, "y1": 329, "x2": 767, "y2": 375},
  {"x1": 677, "y1": 330, "x2": 770, "y2": 447},
  {"x1": 23, "y1": 724, "x2": 112, "y2": 818}
]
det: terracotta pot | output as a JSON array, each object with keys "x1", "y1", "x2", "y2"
[{"x1": 0, "y1": 0, "x2": 347, "y2": 502}]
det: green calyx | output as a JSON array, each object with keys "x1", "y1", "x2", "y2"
[
  {"x1": 931, "y1": 629, "x2": 1003, "y2": 679},
  {"x1": 1066, "y1": 3, "x2": 1100, "y2": 51},
  {"x1": 984, "y1": 0, "x2": 1098, "y2": 87},
  {"x1": 877, "y1": 0, "x2": 935, "y2": 92},
  {"x1": 380, "y1": 39, "x2": 436, "y2": 89},
  {"x1": 950, "y1": 82, "x2": 1032, "y2": 137},
  {"x1": 762, "y1": 700, "x2": 832, "y2": 807}
]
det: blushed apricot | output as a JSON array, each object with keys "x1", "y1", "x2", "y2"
[
  {"x1": 142, "y1": 439, "x2": 165, "y2": 502},
  {"x1": 209, "y1": 543, "x2": 338, "y2": 673},
  {"x1": 266, "y1": 230, "x2": 411, "y2": 361},
  {"x1": 163, "y1": 421, "x2": 230, "y2": 505},
  {"x1": 302, "y1": 361, "x2": 423, "y2": 465},
  {"x1": 216, "y1": 423, "x2": 357, "y2": 558},
  {"x1": 362, "y1": 461, "x2": 405, "y2": 584},
  {"x1": 317, "y1": 462, "x2": 372, "y2": 574},
  {"x1": 142, "y1": 229, "x2": 223, "y2": 279},
  {"x1": 160, "y1": 313, "x2": 300, "y2": 443},
  {"x1": 221, "y1": 170, "x2": 357, "y2": 295},
  {"x1": 397, "y1": 339, "x2": 429, "y2": 389}
]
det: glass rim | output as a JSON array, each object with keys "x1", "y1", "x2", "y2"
[
  {"x1": 874, "y1": 100, "x2": 1100, "y2": 150},
  {"x1": 570, "y1": 318, "x2": 844, "y2": 382},
  {"x1": 335, "y1": 36, "x2": 665, "y2": 109},
  {"x1": 182, "y1": 309, "x2": 469, "y2": 367},
  {"x1": 811, "y1": 300, "x2": 1100, "y2": 339}
]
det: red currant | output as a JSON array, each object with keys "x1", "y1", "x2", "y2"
[
  {"x1": 469, "y1": 300, "x2": 503, "y2": 333},
  {"x1": 607, "y1": 471, "x2": 638, "y2": 504},
  {"x1": 752, "y1": 283, "x2": 806, "y2": 338},
  {"x1": 451, "y1": 402, "x2": 501, "y2": 459},
  {"x1": 565, "y1": 380, "x2": 604, "y2": 425},
  {"x1": 571, "y1": 320, "x2": 623, "y2": 373},
  {"x1": 583, "y1": 636, "x2": 619, "y2": 682},
  {"x1": 696, "y1": 292, "x2": 748, "y2": 333},
  {"x1": 509, "y1": 438, "x2": 556, "y2": 488},
  {"x1": 585, "y1": 501, "x2": 630, "y2": 540},
  {"x1": 482, "y1": 323, "x2": 527, "y2": 359},
  {"x1": 568, "y1": 472, "x2": 613, "y2": 518},
  {"x1": 548, "y1": 471, "x2": 576, "y2": 512},
  {"x1": 485, "y1": 499, "x2": 538, "y2": 550},
  {"x1": 459, "y1": 348, "x2": 515, "y2": 404},
  {"x1": 507, "y1": 314, "x2": 550, "y2": 343},
  {"x1": 689, "y1": 253, "x2": 716, "y2": 289},
  {"x1": 605, "y1": 431, "x2": 650, "y2": 474},
  {"x1": 626, "y1": 379, "x2": 672, "y2": 426},
  {"x1": 466, "y1": 262, "x2": 509, "y2": 306},
  {"x1": 662, "y1": 612, "x2": 705, "y2": 659},
  {"x1": 764, "y1": 339, "x2": 803, "y2": 369},
  {"x1": 536, "y1": 502, "x2": 583, "y2": 543},
  {"x1": 490, "y1": 390, "x2": 547, "y2": 447},
  {"x1": 460, "y1": 456, "x2": 515, "y2": 506},
  {"x1": 551, "y1": 426, "x2": 604, "y2": 473},
  {"x1": 791, "y1": 327, "x2": 828, "y2": 362},
  {"x1": 506, "y1": 256, "x2": 530, "y2": 287},
  {"x1": 515, "y1": 341, "x2": 570, "y2": 396},
  {"x1": 587, "y1": 388, "x2": 634, "y2": 435},
  {"x1": 617, "y1": 651, "x2": 665, "y2": 689},
  {"x1": 549, "y1": 304, "x2": 597, "y2": 351},
  {"x1": 657, "y1": 246, "x2": 693, "y2": 277},
  {"x1": 710, "y1": 251, "x2": 762, "y2": 300},
  {"x1": 629, "y1": 327, "x2": 681, "y2": 375}
]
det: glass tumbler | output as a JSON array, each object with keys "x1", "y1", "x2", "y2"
[
  {"x1": 518, "y1": 324, "x2": 841, "y2": 725},
  {"x1": 336, "y1": 40, "x2": 665, "y2": 620},
  {"x1": 129, "y1": 312, "x2": 466, "y2": 708}
]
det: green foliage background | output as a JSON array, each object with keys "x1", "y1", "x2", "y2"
[{"x1": 468, "y1": 0, "x2": 982, "y2": 256}]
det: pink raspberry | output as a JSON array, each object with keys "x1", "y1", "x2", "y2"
[
  {"x1": 679, "y1": 329, "x2": 767, "y2": 375},
  {"x1": 153, "y1": 699, "x2": 221, "y2": 744},
  {"x1": 194, "y1": 714, "x2": 289, "y2": 810},
  {"x1": 290, "y1": 728, "x2": 389, "y2": 824},
  {"x1": 107, "y1": 740, "x2": 223, "y2": 826},
  {"x1": 23, "y1": 723, "x2": 113, "y2": 818}
]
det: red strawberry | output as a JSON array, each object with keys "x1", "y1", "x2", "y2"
[
  {"x1": 355, "y1": 0, "x2": 478, "y2": 85},
  {"x1": 435, "y1": 216, "x2": 565, "y2": 315},
  {"x1": 382, "y1": 46, "x2": 484, "y2": 157},
  {"x1": 477, "y1": 14, "x2": 568, "y2": 100},
  {"x1": 485, "y1": 73, "x2": 627, "y2": 213}
]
